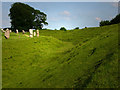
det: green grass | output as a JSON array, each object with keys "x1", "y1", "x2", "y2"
[{"x1": 2, "y1": 24, "x2": 119, "y2": 88}]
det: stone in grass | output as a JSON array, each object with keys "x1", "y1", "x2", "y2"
[
  {"x1": 4, "y1": 29, "x2": 10, "y2": 39},
  {"x1": 29, "y1": 29, "x2": 33, "y2": 38},
  {"x1": 34, "y1": 31, "x2": 36, "y2": 36},
  {"x1": 9, "y1": 30, "x2": 12, "y2": 33},
  {"x1": 1, "y1": 29, "x2": 5, "y2": 33},
  {"x1": 22, "y1": 30, "x2": 25, "y2": 34},
  {"x1": 37, "y1": 30, "x2": 39, "y2": 37},
  {"x1": 16, "y1": 29, "x2": 18, "y2": 34}
]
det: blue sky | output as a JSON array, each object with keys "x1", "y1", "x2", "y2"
[{"x1": 1, "y1": 2, "x2": 118, "y2": 29}]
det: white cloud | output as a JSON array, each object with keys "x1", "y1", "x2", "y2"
[
  {"x1": 60, "y1": 11, "x2": 71, "y2": 21},
  {"x1": 95, "y1": 17, "x2": 101, "y2": 21},
  {"x1": 61, "y1": 11, "x2": 70, "y2": 16}
]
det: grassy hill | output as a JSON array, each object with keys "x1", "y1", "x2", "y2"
[{"x1": 2, "y1": 24, "x2": 119, "y2": 88}]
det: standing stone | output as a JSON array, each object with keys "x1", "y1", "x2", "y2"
[
  {"x1": 37, "y1": 30, "x2": 39, "y2": 37},
  {"x1": 34, "y1": 31, "x2": 36, "y2": 36},
  {"x1": 1, "y1": 29, "x2": 5, "y2": 33},
  {"x1": 16, "y1": 29, "x2": 18, "y2": 34},
  {"x1": 4, "y1": 29, "x2": 10, "y2": 39},
  {"x1": 22, "y1": 30, "x2": 25, "y2": 34},
  {"x1": 29, "y1": 29, "x2": 33, "y2": 38},
  {"x1": 10, "y1": 30, "x2": 12, "y2": 33},
  {"x1": 6, "y1": 28, "x2": 9, "y2": 31}
]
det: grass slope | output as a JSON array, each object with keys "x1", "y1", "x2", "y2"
[{"x1": 2, "y1": 24, "x2": 119, "y2": 88}]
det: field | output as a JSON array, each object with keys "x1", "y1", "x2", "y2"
[{"x1": 2, "y1": 24, "x2": 119, "y2": 88}]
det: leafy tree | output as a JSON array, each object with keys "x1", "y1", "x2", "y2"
[
  {"x1": 99, "y1": 20, "x2": 110, "y2": 27},
  {"x1": 110, "y1": 14, "x2": 120, "y2": 24},
  {"x1": 60, "y1": 27, "x2": 66, "y2": 31},
  {"x1": 99, "y1": 14, "x2": 120, "y2": 27},
  {"x1": 9, "y1": 2, "x2": 48, "y2": 31},
  {"x1": 33, "y1": 10, "x2": 48, "y2": 29},
  {"x1": 74, "y1": 27, "x2": 79, "y2": 29}
]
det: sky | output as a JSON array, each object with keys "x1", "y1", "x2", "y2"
[{"x1": 1, "y1": 1, "x2": 119, "y2": 30}]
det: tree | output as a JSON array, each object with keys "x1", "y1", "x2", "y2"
[
  {"x1": 60, "y1": 27, "x2": 66, "y2": 31},
  {"x1": 99, "y1": 20, "x2": 110, "y2": 27},
  {"x1": 110, "y1": 14, "x2": 120, "y2": 24},
  {"x1": 99, "y1": 14, "x2": 120, "y2": 27},
  {"x1": 33, "y1": 10, "x2": 48, "y2": 29},
  {"x1": 74, "y1": 27, "x2": 79, "y2": 29},
  {"x1": 9, "y1": 2, "x2": 48, "y2": 31}
]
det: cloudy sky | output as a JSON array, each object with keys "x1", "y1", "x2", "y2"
[{"x1": 1, "y1": 1, "x2": 119, "y2": 29}]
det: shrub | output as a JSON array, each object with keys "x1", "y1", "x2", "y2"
[
  {"x1": 74, "y1": 27, "x2": 79, "y2": 29},
  {"x1": 60, "y1": 27, "x2": 66, "y2": 31},
  {"x1": 100, "y1": 20, "x2": 110, "y2": 27}
]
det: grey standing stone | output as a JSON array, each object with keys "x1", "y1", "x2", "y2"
[
  {"x1": 1, "y1": 29, "x2": 5, "y2": 33},
  {"x1": 34, "y1": 31, "x2": 36, "y2": 36},
  {"x1": 29, "y1": 29, "x2": 33, "y2": 38},
  {"x1": 22, "y1": 30, "x2": 25, "y2": 34},
  {"x1": 37, "y1": 30, "x2": 39, "y2": 37},
  {"x1": 10, "y1": 30, "x2": 12, "y2": 33},
  {"x1": 16, "y1": 29, "x2": 18, "y2": 34},
  {"x1": 4, "y1": 29, "x2": 10, "y2": 39}
]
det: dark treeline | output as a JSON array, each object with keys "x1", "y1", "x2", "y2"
[{"x1": 99, "y1": 14, "x2": 120, "y2": 27}]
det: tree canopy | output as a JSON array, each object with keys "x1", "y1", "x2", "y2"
[
  {"x1": 74, "y1": 27, "x2": 79, "y2": 29},
  {"x1": 99, "y1": 20, "x2": 110, "y2": 27},
  {"x1": 9, "y1": 2, "x2": 48, "y2": 31},
  {"x1": 60, "y1": 27, "x2": 66, "y2": 31},
  {"x1": 99, "y1": 14, "x2": 120, "y2": 27}
]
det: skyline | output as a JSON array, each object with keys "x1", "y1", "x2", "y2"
[{"x1": 1, "y1": 2, "x2": 119, "y2": 30}]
